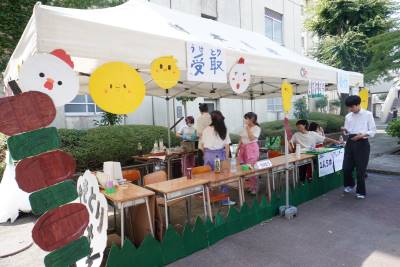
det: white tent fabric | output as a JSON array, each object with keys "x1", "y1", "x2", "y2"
[{"x1": 3, "y1": 0, "x2": 363, "y2": 99}]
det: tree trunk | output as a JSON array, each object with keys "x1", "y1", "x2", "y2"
[{"x1": 339, "y1": 93, "x2": 349, "y2": 116}]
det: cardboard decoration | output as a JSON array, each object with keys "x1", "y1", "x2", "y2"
[
  {"x1": 7, "y1": 127, "x2": 60, "y2": 160},
  {"x1": 29, "y1": 180, "x2": 78, "y2": 215},
  {"x1": 89, "y1": 62, "x2": 146, "y2": 114},
  {"x1": 0, "y1": 91, "x2": 56, "y2": 136},
  {"x1": 44, "y1": 237, "x2": 90, "y2": 267},
  {"x1": 16, "y1": 150, "x2": 76, "y2": 193},
  {"x1": 281, "y1": 80, "x2": 293, "y2": 114},
  {"x1": 161, "y1": 226, "x2": 186, "y2": 264},
  {"x1": 150, "y1": 56, "x2": 181, "y2": 89},
  {"x1": 359, "y1": 87, "x2": 369, "y2": 110},
  {"x1": 0, "y1": 151, "x2": 31, "y2": 223},
  {"x1": 32, "y1": 203, "x2": 89, "y2": 252},
  {"x1": 18, "y1": 49, "x2": 79, "y2": 107},
  {"x1": 228, "y1": 57, "x2": 250, "y2": 94},
  {"x1": 134, "y1": 235, "x2": 163, "y2": 267},
  {"x1": 106, "y1": 240, "x2": 137, "y2": 267},
  {"x1": 76, "y1": 171, "x2": 108, "y2": 267}
]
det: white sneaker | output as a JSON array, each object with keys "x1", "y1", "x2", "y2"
[
  {"x1": 344, "y1": 186, "x2": 354, "y2": 193},
  {"x1": 221, "y1": 200, "x2": 236, "y2": 206},
  {"x1": 356, "y1": 194, "x2": 366, "y2": 199}
]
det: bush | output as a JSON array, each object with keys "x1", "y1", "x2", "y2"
[
  {"x1": 293, "y1": 97, "x2": 309, "y2": 119},
  {"x1": 387, "y1": 119, "x2": 400, "y2": 142},
  {"x1": 260, "y1": 119, "x2": 327, "y2": 137},
  {"x1": 59, "y1": 125, "x2": 180, "y2": 171},
  {"x1": 308, "y1": 112, "x2": 345, "y2": 133}
]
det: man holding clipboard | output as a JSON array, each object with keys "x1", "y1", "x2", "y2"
[{"x1": 342, "y1": 95, "x2": 376, "y2": 199}]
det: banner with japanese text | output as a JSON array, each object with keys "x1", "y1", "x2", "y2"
[
  {"x1": 186, "y1": 42, "x2": 227, "y2": 83},
  {"x1": 308, "y1": 80, "x2": 326, "y2": 98}
]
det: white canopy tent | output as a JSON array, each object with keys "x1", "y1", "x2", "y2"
[{"x1": 3, "y1": 0, "x2": 363, "y2": 100}]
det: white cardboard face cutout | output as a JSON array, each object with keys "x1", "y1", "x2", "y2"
[
  {"x1": 228, "y1": 57, "x2": 250, "y2": 94},
  {"x1": 0, "y1": 151, "x2": 31, "y2": 223},
  {"x1": 76, "y1": 170, "x2": 108, "y2": 267},
  {"x1": 18, "y1": 49, "x2": 79, "y2": 107}
]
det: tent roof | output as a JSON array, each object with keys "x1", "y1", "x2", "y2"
[{"x1": 3, "y1": 0, "x2": 363, "y2": 99}]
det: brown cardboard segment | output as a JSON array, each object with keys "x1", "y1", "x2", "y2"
[
  {"x1": 32, "y1": 203, "x2": 89, "y2": 252},
  {"x1": 0, "y1": 91, "x2": 56, "y2": 136},
  {"x1": 16, "y1": 150, "x2": 76, "y2": 193}
]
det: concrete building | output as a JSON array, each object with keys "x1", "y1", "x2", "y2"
[{"x1": 53, "y1": 0, "x2": 313, "y2": 133}]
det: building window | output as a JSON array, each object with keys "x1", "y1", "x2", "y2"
[
  {"x1": 201, "y1": 0, "x2": 217, "y2": 20},
  {"x1": 265, "y1": 8, "x2": 283, "y2": 44},
  {"x1": 267, "y1": 97, "x2": 283, "y2": 112},
  {"x1": 203, "y1": 99, "x2": 217, "y2": 113},
  {"x1": 64, "y1": 94, "x2": 103, "y2": 116}
]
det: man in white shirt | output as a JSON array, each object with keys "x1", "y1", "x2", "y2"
[{"x1": 342, "y1": 95, "x2": 376, "y2": 199}]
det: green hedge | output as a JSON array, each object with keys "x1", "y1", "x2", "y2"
[
  {"x1": 308, "y1": 112, "x2": 345, "y2": 133},
  {"x1": 260, "y1": 119, "x2": 327, "y2": 138},
  {"x1": 59, "y1": 125, "x2": 180, "y2": 171},
  {"x1": 387, "y1": 119, "x2": 400, "y2": 142}
]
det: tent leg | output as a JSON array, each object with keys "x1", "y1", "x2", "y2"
[{"x1": 166, "y1": 90, "x2": 171, "y2": 149}]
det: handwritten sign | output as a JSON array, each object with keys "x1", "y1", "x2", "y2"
[
  {"x1": 318, "y1": 148, "x2": 345, "y2": 177},
  {"x1": 337, "y1": 71, "x2": 349, "y2": 94},
  {"x1": 76, "y1": 171, "x2": 108, "y2": 267},
  {"x1": 254, "y1": 159, "x2": 272, "y2": 170},
  {"x1": 308, "y1": 80, "x2": 326, "y2": 98},
  {"x1": 186, "y1": 42, "x2": 226, "y2": 83}
]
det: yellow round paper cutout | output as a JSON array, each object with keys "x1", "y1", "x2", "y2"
[
  {"x1": 89, "y1": 62, "x2": 145, "y2": 114},
  {"x1": 281, "y1": 81, "x2": 293, "y2": 114},
  {"x1": 150, "y1": 56, "x2": 180, "y2": 89},
  {"x1": 359, "y1": 87, "x2": 369, "y2": 110}
]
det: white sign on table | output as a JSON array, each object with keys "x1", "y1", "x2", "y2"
[
  {"x1": 318, "y1": 148, "x2": 345, "y2": 177},
  {"x1": 186, "y1": 42, "x2": 227, "y2": 83},
  {"x1": 337, "y1": 71, "x2": 350, "y2": 94},
  {"x1": 254, "y1": 159, "x2": 272, "y2": 170}
]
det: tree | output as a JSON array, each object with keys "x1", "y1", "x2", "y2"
[
  {"x1": 93, "y1": 111, "x2": 124, "y2": 126},
  {"x1": 306, "y1": 0, "x2": 397, "y2": 114},
  {"x1": 315, "y1": 96, "x2": 328, "y2": 112},
  {"x1": 293, "y1": 97, "x2": 309, "y2": 119},
  {"x1": 0, "y1": 0, "x2": 127, "y2": 72},
  {"x1": 176, "y1": 96, "x2": 197, "y2": 118}
]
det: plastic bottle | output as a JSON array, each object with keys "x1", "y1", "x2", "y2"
[
  {"x1": 159, "y1": 138, "x2": 164, "y2": 150},
  {"x1": 137, "y1": 142, "x2": 143, "y2": 156},
  {"x1": 153, "y1": 140, "x2": 159, "y2": 152},
  {"x1": 214, "y1": 155, "x2": 221, "y2": 173},
  {"x1": 230, "y1": 158, "x2": 237, "y2": 173},
  {"x1": 296, "y1": 144, "x2": 301, "y2": 158},
  {"x1": 339, "y1": 135, "x2": 344, "y2": 143}
]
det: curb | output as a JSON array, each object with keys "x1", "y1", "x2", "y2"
[{"x1": 367, "y1": 168, "x2": 400, "y2": 176}]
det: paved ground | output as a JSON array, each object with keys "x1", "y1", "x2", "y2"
[
  {"x1": 171, "y1": 173, "x2": 400, "y2": 267},
  {"x1": 367, "y1": 131, "x2": 400, "y2": 175}
]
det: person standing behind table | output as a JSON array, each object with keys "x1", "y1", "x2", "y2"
[
  {"x1": 200, "y1": 110, "x2": 235, "y2": 206},
  {"x1": 196, "y1": 103, "x2": 212, "y2": 165},
  {"x1": 341, "y1": 95, "x2": 376, "y2": 199},
  {"x1": 290, "y1": 120, "x2": 341, "y2": 182},
  {"x1": 308, "y1": 122, "x2": 325, "y2": 147},
  {"x1": 237, "y1": 112, "x2": 261, "y2": 195},
  {"x1": 176, "y1": 116, "x2": 196, "y2": 140}
]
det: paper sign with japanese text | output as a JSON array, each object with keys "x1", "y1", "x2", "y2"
[
  {"x1": 186, "y1": 42, "x2": 226, "y2": 83},
  {"x1": 337, "y1": 71, "x2": 350, "y2": 94},
  {"x1": 318, "y1": 148, "x2": 345, "y2": 177},
  {"x1": 308, "y1": 80, "x2": 326, "y2": 98}
]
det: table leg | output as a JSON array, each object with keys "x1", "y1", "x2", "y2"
[
  {"x1": 238, "y1": 178, "x2": 244, "y2": 206},
  {"x1": 120, "y1": 204, "x2": 124, "y2": 247},
  {"x1": 292, "y1": 166, "x2": 296, "y2": 188},
  {"x1": 272, "y1": 172, "x2": 275, "y2": 191},
  {"x1": 164, "y1": 194, "x2": 169, "y2": 229},
  {"x1": 113, "y1": 206, "x2": 117, "y2": 231},
  {"x1": 202, "y1": 186, "x2": 207, "y2": 220},
  {"x1": 145, "y1": 197, "x2": 154, "y2": 236},
  {"x1": 267, "y1": 172, "x2": 272, "y2": 201},
  {"x1": 206, "y1": 186, "x2": 213, "y2": 222}
]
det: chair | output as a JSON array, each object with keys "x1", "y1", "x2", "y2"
[
  {"x1": 192, "y1": 166, "x2": 230, "y2": 204},
  {"x1": 122, "y1": 169, "x2": 141, "y2": 184},
  {"x1": 268, "y1": 150, "x2": 282, "y2": 158}
]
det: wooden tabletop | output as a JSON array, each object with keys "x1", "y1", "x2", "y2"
[
  {"x1": 133, "y1": 150, "x2": 198, "y2": 162},
  {"x1": 145, "y1": 177, "x2": 209, "y2": 194},
  {"x1": 102, "y1": 183, "x2": 155, "y2": 203}
]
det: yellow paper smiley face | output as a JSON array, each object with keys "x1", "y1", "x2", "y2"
[
  {"x1": 150, "y1": 56, "x2": 180, "y2": 89},
  {"x1": 281, "y1": 81, "x2": 293, "y2": 114},
  {"x1": 89, "y1": 62, "x2": 145, "y2": 114},
  {"x1": 359, "y1": 87, "x2": 369, "y2": 110}
]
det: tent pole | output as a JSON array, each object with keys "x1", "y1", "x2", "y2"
[
  {"x1": 166, "y1": 90, "x2": 171, "y2": 148},
  {"x1": 284, "y1": 126, "x2": 289, "y2": 208}
]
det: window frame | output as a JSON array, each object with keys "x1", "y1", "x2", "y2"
[
  {"x1": 265, "y1": 8, "x2": 283, "y2": 45},
  {"x1": 64, "y1": 94, "x2": 104, "y2": 117}
]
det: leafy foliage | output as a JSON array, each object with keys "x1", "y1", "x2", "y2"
[
  {"x1": 329, "y1": 99, "x2": 341, "y2": 108},
  {"x1": 306, "y1": 0, "x2": 397, "y2": 84},
  {"x1": 386, "y1": 119, "x2": 400, "y2": 141},
  {"x1": 378, "y1": 93, "x2": 388, "y2": 101},
  {"x1": 260, "y1": 119, "x2": 327, "y2": 138},
  {"x1": 0, "y1": 0, "x2": 127, "y2": 72},
  {"x1": 58, "y1": 125, "x2": 179, "y2": 171},
  {"x1": 293, "y1": 97, "x2": 309, "y2": 120},
  {"x1": 314, "y1": 96, "x2": 328, "y2": 112},
  {"x1": 308, "y1": 112, "x2": 345, "y2": 133},
  {"x1": 93, "y1": 112, "x2": 124, "y2": 126}
]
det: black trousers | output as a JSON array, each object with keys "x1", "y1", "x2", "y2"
[{"x1": 343, "y1": 138, "x2": 370, "y2": 195}]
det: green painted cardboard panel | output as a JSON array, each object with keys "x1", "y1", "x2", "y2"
[
  {"x1": 106, "y1": 239, "x2": 137, "y2": 267},
  {"x1": 240, "y1": 202, "x2": 257, "y2": 229},
  {"x1": 226, "y1": 207, "x2": 241, "y2": 236},
  {"x1": 7, "y1": 127, "x2": 60, "y2": 160},
  {"x1": 161, "y1": 225, "x2": 185, "y2": 265},
  {"x1": 30, "y1": 180, "x2": 78, "y2": 215},
  {"x1": 210, "y1": 213, "x2": 227, "y2": 244},
  {"x1": 257, "y1": 196, "x2": 268, "y2": 222},
  {"x1": 191, "y1": 217, "x2": 208, "y2": 251},
  {"x1": 44, "y1": 237, "x2": 90, "y2": 267},
  {"x1": 135, "y1": 234, "x2": 163, "y2": 267}
]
